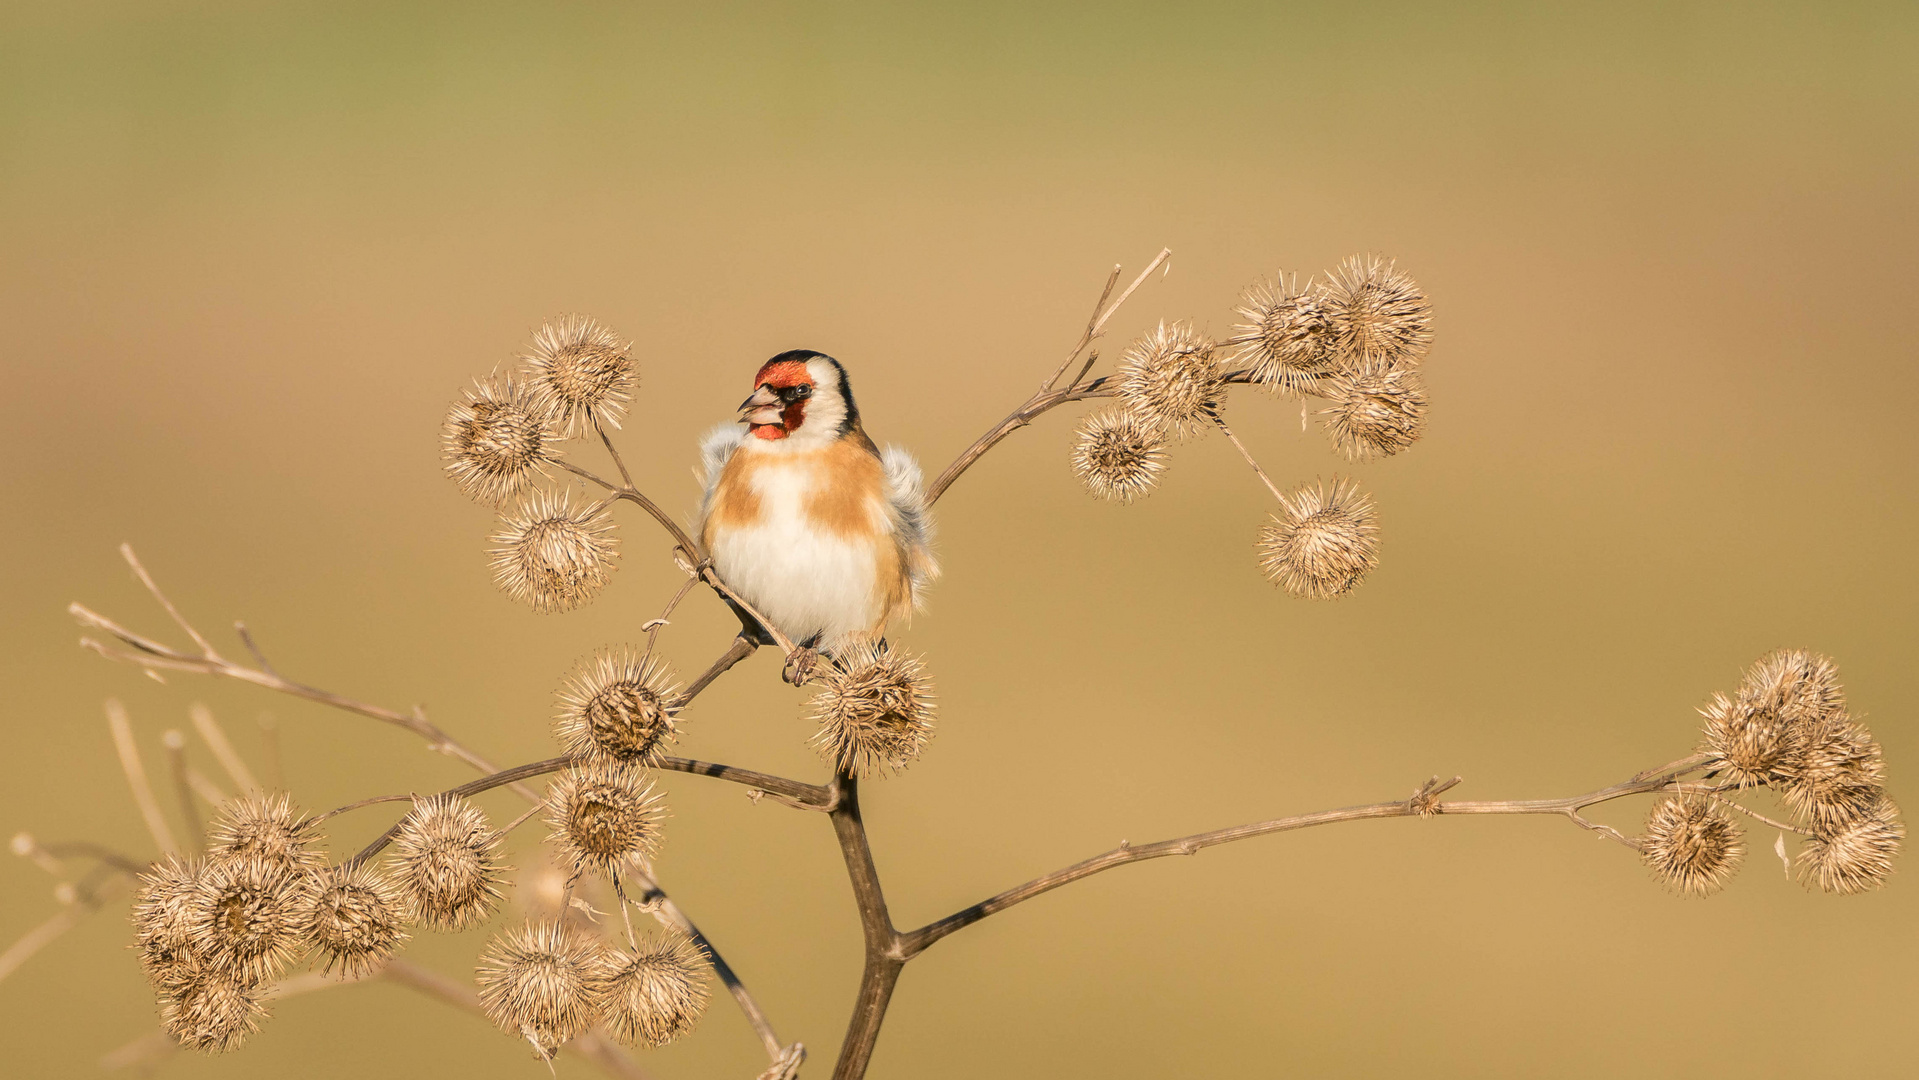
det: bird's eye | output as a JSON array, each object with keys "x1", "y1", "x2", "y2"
[{"x1": 786, "y1": 385, "x2": 812, "y2": 401}]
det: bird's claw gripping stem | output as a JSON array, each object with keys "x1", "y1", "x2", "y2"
[{"x1": 782, "y1": 646, "x2": 821, "y2": 686}]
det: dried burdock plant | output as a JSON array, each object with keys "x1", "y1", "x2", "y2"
[
  {"x1": 1324, "y1": 253, "x2": 1433, "y2": 367},
  {"x1": 1796, "y1": 796, "x2": 1905, "y2": 895},
  {"x1": 603, "y1": 931, "x2": 712, "y2": 1048},
  {"x1": 389, "y1": 793, "x2": 507, "y2": 931},
  {"x1": 543, "y1": 761, "x2": 666, "y2": 878},
  {"x1": 1232, "y1": 273, "x2": 1339, "y2": 394},
  {"x1": 442, "y1": 373, "x2": 563, "y2": 505},
  {"x1": 554, "y1": 647, "x2": 682, "y2": 765},
  {"x1": 158, "y1": 965, "x2": 266, "y2": 1054},
  {"x1": 21, "y1": 248, "x2": 1897, "y2": 1080},
  {"x1": 521, "y1": 314, "x2": 636, "y2": 437},
  {"x1": 476, "y1": 918, "x2": 616, "y2": 1059},
  {"x1": 184, "y1": 854, "x2": 308, "y2": 986},
  {"x1": 1639, "y1": 796, "x2": 1745, "y2": 896},
  {"x1": 1319, "y1": 362, "x2": 1428, "y2": 461},
  {"x1": 1257, "y1": 477, "x2": 1380, "y2": 600},
  {"x1": 299, "y1": 862, "x2": 410, "y2": 978},
  {"x1": 203, "y1": 793, "x2": 324, "y2": 877},
  {"x1": 809, "y1": 641, "x2": 937, "y2": 778},
  {"x1": 488, "y1": 488, "x2": 620, "y2": 613},
  {"x1": 1071, "y1": 407, "x2": 1168, "y2": 503},
  {"x1": 1115, "y1": 319, "x2": 1224, "y2": 440}
]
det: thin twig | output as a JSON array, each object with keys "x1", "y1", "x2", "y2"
[
  {"x1": 105, "y1": 699, "x2": 176, "y2": 855},
  {"x1": 1042, "y1": 263, "x2": 1122, "y2": 391},
  {"x1": 595, "y1": 418, "x2": 639, "y2": 491},
  {"x1": 234, "y1": 621, "x2": 278, "y2": 678},
  {"x1": 898, "y1": 753, "x2": 1717, "y2": 959},
  {"x1": 828, "y1": 773, "x2": 905, "y2": 1080},
  {"x1": 120, "y1": 543, "x2": 222, "y2": 660},
  {"x1": 161, "y1": 730, "x2": 201, "y2": 842},
  {"x1": 1212, "y1": 414, "x2": 1288, "y2": 503},
  {"x1": 189, "y1": 702, "x2": 259, "y2": 793},
  {"x1": 627, "y1": 865, "x2": 792, "y2": 1066}
]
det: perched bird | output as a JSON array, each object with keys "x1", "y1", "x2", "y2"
[{"x1": 698, "y1": 351, "x2": 937, "y2": 683}]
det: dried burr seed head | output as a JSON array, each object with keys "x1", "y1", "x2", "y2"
[
  {"x1": 204, "y1": 793, "x2": 325, "y2": 876},
  {"x1": 391, "y1": 793, "x2": 507, "y2": 931},
  {"x1": 132, "y1": 854, "x2": 205, "y2": 988},
  {"x1": 183, "y1": 854, "x2": 309, "y2": 986},
  {"x1": 1256, "y1": 477, "x2": 1380, "y2": 600},
  {"x1": 477, "y1": 919, "x2": 616, "y2": 1059},
  {"x1": 1232, "y1": 274, "x2": 1339, "y2": 394},
  {"x1": 1639, "y1": 796, "x2": 1744, "y2": 897},
  {"x1": 521, "y1": 314, "x2": 635, "y2": 437},
  {"x1": 298, "y1": 862, "x2": 410, "y2": 979},
  {"x1": 554, "y1": 647, "x2": 682, "y2": 765},
  {"x1": 1795, "y1": 796, "x2": 1903, "y2": 895},
  {"x1": 810, "y1": 641, "x2": 937, "y2": 778},
  {"x1": 1779, "y1": 716, "x2": 1887, "y2": 829},
  {"x1": 489, "y1": 489, "x2": 620, "y2": 613},
  {"x1": 1318, "y1": 363, "x2": 1428, "y2": 462},
  {"x1": 1115, "y1": 320, "x2": 1225, "y2": 441},
  {"x1": 159, "y1": 965, "x2": 267, "y2": 1054},
  {"x1": 1324, "y1": 254, "x2": 1433, "y2": 367},
  {"x1": 1700, "y1": 649, "x2": 1851, "y2": 789},
  {"x1": 442, "y1": 373, "x2": 562, "y2": 506},
  {"x1": 544, "y1": 762, "x2": 666, "y2": 878},
  {"x1": 603, "y1": 931, "x2": 711, "y2": 1048},
  {"x1": 1071, "y1": 408, "x2": 1169, "y2": 504}
]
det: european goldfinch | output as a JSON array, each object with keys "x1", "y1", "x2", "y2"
[{"x1": 698, "y1": 351, "x2": 937, "y2": 682}]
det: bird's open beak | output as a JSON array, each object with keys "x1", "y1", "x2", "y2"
[{"x1": 737, "y1": 384, "x2": 784, "y2": 426}]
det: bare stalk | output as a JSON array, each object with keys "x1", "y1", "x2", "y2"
[
  {"x1": 828, "y1": 773, "x2": 907, "y2": 1080},
  {"x1": 104, "y1": 699, "x2": 176, "y2": 855},
  {"x1": 160, "y1": 730, "x2": 201, "y2": 842},
  {"x1": 1212, "y1": 413, "x2": 1289, "y2": 504},
  {"x1": 899, "y1": 754, "x2": 1715, "y2": 958},
  {"x1": 189, "y1": 702, "x2": 259, "y2": 793}
]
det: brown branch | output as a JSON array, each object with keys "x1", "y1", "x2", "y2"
[
  {"x1": 896, "y1": 754, "x2": 1716, "y2": 959},
  {"x1": 828, "y1": 773, "x2": 907, "y2": 1080},
  {"x1": 625, "y1": 866, "x2": 800, "y2": 1069}
]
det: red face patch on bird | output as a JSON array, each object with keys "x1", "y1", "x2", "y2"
[{"x1": 740, "y1": 360, "x2": 816, "y2": 439}]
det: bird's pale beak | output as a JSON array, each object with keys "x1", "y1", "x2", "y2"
[{"x1": 738, "y1": 384, "x2": 784, "y2": 426}]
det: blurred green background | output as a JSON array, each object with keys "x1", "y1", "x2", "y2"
[{"x1": 3, "y1": 1, "x2": 1916, "y2": 1077}]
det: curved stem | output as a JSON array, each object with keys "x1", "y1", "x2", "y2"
[
  {"x1": 828, "y1": 773, "x2": 907, "y2": 1080},
  {"x1": 897, "y1": 753, "x2": 1714, "y2": 959}
]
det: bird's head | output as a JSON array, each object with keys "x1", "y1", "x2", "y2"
[{"x1": 737, "y1": 350, "x2": 859, "y2": 446}]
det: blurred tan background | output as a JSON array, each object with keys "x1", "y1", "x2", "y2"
[{"x1": 3, "y1": 1, "x2": 1916, "y2": 1076}]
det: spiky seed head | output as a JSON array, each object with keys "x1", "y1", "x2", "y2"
[
  {"x1": 521, "y1": 315, "x2": 635, "y2": 438},
  {"x1": 132, "y1": 855, "x2": 205, "y2": 988},
  {"x1": 1323, "y1": 254, "x2": 1432, "y2": 367},
  {"x1": 390, "y1": 794, "x2": 506, "y2": 931},
  {"x1": 1741, "y1": 648, "x2": 1846, "y2": 734},
  {"x1": 442, "y1": 374, "x2": 563, "y2": 505},
  {"x1": 1779, "y1": 717, "x2": 1886, "y2": 829},
  {"x1": 298, "y1": 862, "x2": 410, "y2": 979},
  {"x1": 204, "y1": 793, "x2": 325, "y2": 876},
  {"x1": 1639, "y1": 796, "x2": 1744, "y2": 897},
  {"x1": 1318, "y1": 363, "x2": 1428, "y2": 461},
  {"x1": 476, "y1": 919, "x2": 616, "y2": 1059},
  {"x1": 1700, "y1": 650, "x2": 1850, "y2": 788},
  {"x1": 1795, "y1": 796, "x2": 1903, "y2": 895},
  {"x1": 159, "y1": 966, "x2": 267, "y2": 1054},
  {"x1": 544, "y1": 762, "x2": 666, "y2": 878},
  {"x1": 554, "y1": 648, "x2": 682, "y2": 765},
  {"x1": 489, "y1": 490, "x2": 620, "y2": 613},
  {"x1": 1232, "y1": 274, "x2": 1339, "y2": 394},
  {"x1": 1115, "y1": 320, "x2": 1225, "y2": 441},
  {"x1": 809, "y1": 642, "x2": 937, "y2": 778},
  {"x1": 1071, "y1": 408, "x2": 1169, "y2": 504},
  {"x1": 1697, "y1": 692, "x2": 1788, "y2": 788},
  {"x1": 603, "y1": 932, "x2": 711, "y2": 1047},
  {"x1": 1257, "y1": 477, "x2": 1380, "y2": 600},
  {"x1": 183, "y1": 855, "x2": 308, "y2": 985}
]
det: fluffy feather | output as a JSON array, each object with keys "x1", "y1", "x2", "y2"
[{"x1": 879, "y1": 445, "x2": 939, "y2": 603}]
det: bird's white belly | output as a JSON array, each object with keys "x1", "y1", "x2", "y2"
[{"x1": 710, "y1": 477, "x2": 883, "y2": 648}]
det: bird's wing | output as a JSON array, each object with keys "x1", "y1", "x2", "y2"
[
  {"x1": 697, "y1": 423, "x2": 747, "y2": 523},
  {"x1": 879, "y1": 445, "x2": 941, "y2": 598}
]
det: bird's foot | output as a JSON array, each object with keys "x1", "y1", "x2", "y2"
[{"x1": 782, "y1": 646, "x2": 822, "y2": 686}]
